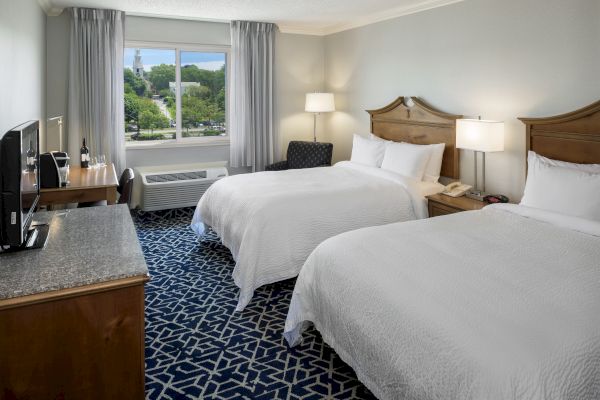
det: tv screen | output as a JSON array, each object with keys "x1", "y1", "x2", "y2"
[{"x1": 0, "y1": 120, "x2": 40, "y2": 247}]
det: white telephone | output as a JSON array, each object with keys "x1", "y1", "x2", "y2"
[{"x1": 442, "y1": 181, "x2": 472, "y2": 197}]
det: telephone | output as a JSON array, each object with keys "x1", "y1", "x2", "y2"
[{"x1": 442, "y1": 181, "x2": 472, "y2": 197}]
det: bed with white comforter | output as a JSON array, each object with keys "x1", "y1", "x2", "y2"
[
  {"x1": 192, "y1": 161, "x2": 434, "y2": 311},
  {"x1": 285, "y1": 204, "x2": 600, "y2": 400}
]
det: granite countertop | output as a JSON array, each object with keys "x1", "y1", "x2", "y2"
[{"x1": 0, "y1": 205, "x2": 149, "y2": 301}]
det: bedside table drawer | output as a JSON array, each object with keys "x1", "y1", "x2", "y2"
[{"x1": 428, "y1": 201, "x2": 461, "y2": 217}]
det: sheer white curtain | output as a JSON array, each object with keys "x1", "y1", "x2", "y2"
[
  {"x1": 67, "y1": 8, "x2": 126, "y2": 174},
  {"x1": 230, "y1": 21, "x2": 277, "y2": 172}
]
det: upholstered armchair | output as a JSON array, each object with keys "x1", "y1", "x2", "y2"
[{"x1": 265, "y1": 141, "x2": 333, "y2": 171}]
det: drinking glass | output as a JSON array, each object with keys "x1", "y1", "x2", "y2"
[
  {"x1": 98, "y1": 154, "x2": 106, "y2": 167},
  {"x1": 89, "y1": 157, "x2": 97, "y2": 168}
]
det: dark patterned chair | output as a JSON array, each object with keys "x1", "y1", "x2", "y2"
[{"x1": 265, "y1": 141, "x2": 333, "y2": 171}]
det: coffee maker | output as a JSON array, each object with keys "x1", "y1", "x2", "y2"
[{"x1": 40, "y1": 152, "x2": 70, "y2": 188}]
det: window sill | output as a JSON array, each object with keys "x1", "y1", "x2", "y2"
[{"x1": 125, "y1": 138, "x2": 230, "y2": 150}]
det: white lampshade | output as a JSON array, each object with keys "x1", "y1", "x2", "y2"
[
  {"x1": 456, "y1": 119, "x2": 505, "y2": 152},
  {"x1": 305, "y1": 93, "x2": 335, "y2": 113}
]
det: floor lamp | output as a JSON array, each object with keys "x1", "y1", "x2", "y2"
[
  {"x1": 456, "y1": 118, "x2": 505, "y2": 201},
  {"x1": 305, "y1": 93, "x2": 335, "y2": 142}
]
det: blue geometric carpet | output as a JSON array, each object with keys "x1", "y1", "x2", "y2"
[{"x1": 132, "y1": 207, "x2": 376, "y2": 400}]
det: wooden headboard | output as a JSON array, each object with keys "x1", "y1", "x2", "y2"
[
  {"x1": 367, "y1": 96, "x2": 463, "y2": 179},
  {"x1": 519, "y1": 100, "x2": 600, "y2": 164}
]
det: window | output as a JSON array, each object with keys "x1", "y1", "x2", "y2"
[{"x1": 123, "y1": 44, "x2": 228, "y2": 145}]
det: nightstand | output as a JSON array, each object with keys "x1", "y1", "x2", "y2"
[{"x1": 426, "y1": 193, "x2": 486, "y2": 217}]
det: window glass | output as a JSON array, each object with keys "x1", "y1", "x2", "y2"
[
  {"x1": 124, "y1": 47, "x2": 227, "y2": 144},
  {"x1": 124, "y1": 48, "x2": 176, "y2": 143},
  {"x1": 180, "y1": 51, "x2": 227, "y2": 138}
]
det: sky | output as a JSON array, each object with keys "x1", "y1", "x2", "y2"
[{"x1": 124, "y1": 48, "x2": 226, "y2": 72}]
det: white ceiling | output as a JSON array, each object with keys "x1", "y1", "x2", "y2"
[{"x1": 39, "y1": 0, "x2": 463, "y2": 35}]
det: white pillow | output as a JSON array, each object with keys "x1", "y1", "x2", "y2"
[
  {"x1": 521, "y1": 154, "x2": 600, "y2": 221},
  {"x1": 423, "y1": 143, "x2": 445, "y2": 183},
  {"x1": 529, "y1": 151, "x2": 600, "y2": 174},
  {"x1": 350, "y1": 134, "x2": 386, "y2": 167},
  {"x1": 370, "y1": 134, "x2": 445, "y2": 182},
  {"x1": 380, "y1": 142, "x2": 432, "y2": 181}
]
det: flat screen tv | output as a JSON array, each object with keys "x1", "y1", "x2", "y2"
[{"x1": 0, "y1": 120, "x2": 41, "y2": 248}]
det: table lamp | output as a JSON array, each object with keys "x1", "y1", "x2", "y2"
[
  {"x1": 456, "y1": 118, "x2": 505, "y2": 201},
  {"x1": 305, "y1": 93, "x2": 335, "y2": 142}
]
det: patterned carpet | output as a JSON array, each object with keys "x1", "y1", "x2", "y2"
[{"x1": 132, "y1": 207, "x2": 375, "y2": 400}]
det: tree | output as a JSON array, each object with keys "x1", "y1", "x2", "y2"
[
  {"x1": 147, "y1": 64, "x2": 175, "y2": 91},
  {"x1": 186, "y1": 85, "x2": 211, "y2": 100},
  {"x1": 124, "y1": 92, "x2": 140, "y2": 122},
  {"x1": 216, "y1": 88, "x2": 225, "y2": 111},
  {"x1": 158, "y1": 88, "x2": 173, "y2": 98},
  {"x1": 139, "y1": 110, "x2": 169, "y2": 133},
  {"x1": 124, "y1": 68, "x2": 147, "y2": 97}
]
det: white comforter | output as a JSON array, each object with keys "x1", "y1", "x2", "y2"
[
  {"x1": 285, "y1": 204, "x2": 600, "y2": 400},
  {"x1": 191, "y1": 161, "x2": 428, "y2": 311}
]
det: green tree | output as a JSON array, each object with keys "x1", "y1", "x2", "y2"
[
  {"x1": 186, "y1": 85, "x2": 211, "y2": 100},
  {"x1": 124, "y1": 68, "x2": 147, "y2": 97},
  {"x1": 216, "y1": 88, "x2": 225, "y2": 111},
  {"x1": 147, "y1": 64, "x2": 175, "y2": 91},
  {"x1": 139, "y1": 110, "x2": 169, "y2": 133},
  {"x1": 158, "y1": 88, "x2": 173, "y2": 98}
]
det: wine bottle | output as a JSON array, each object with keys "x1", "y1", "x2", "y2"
[
  {"x1": 80, "y1": 138, "x2": 90, "y2": 168},
  {"x1": 26, "y1": 140, "x2": 36, "y2": 172}
]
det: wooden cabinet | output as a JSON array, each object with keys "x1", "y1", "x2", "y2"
[
  {"x1": 0, "y1": 277, "x2": 147, "y2": 400},
  {"x1": 427, "y1": 193, "x2": 486, "y2": 217},
  {"x1": 0, "y1": 206, "x2": 149, "y2": 399}
]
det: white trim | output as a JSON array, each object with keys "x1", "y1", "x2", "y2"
[
  {"x1": 125, "y1": 40, "x2": 230, "y2": 52},
  {"x1": 277, "y1": 25, "x2": 328, "y2": 36},
  {"x1": 37, "y1": 0, "x2": 62, "y2": 15},
  {"x1": 175, "y1": 48, "x2": 182, "y2": 141},
  {"x1": 126, "y1": 138, "x2": 230, "y2": 151},
  {"x1": 126, "y1": 11, "x2": 231, "y2": 25}
]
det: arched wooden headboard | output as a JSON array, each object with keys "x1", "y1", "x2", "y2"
[
  {"x1": 519, "y1": 100, "x2": 600, "y2": 164},
  {"x1": 367, "y1": 96, "x2": 462, "y2": 179}
]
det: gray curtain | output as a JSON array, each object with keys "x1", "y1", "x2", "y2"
[
  {"x1": 230, "y1": 21, "x2": 277, "y2": 172},
  {"x1": 67, "y1": 8, "x2": 126, "y2": 174}
]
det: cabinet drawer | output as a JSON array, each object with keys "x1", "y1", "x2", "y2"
[{"x1": 428, "y1": 201, "x2": 461, "y2": 217}]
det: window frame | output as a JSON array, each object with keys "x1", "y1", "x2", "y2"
[{"x1": 124, "y1": 40, "x2": 231, "y2": 149}]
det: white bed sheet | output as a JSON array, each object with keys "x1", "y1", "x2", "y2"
[
  {"x1": 191, "y1": 161, "x2": 431, "y2": 311},
  {"x1": 285, "y1": 204, "x2": 600, "y2": 400}
]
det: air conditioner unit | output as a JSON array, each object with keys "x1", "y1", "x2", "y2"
[{"x1": 136, "y1": 163, "x2": 228, "y2": 211}]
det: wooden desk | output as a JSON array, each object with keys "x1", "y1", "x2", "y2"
[
  {"x1": 39, "y1": 163, "x2": 119, "y2": 206},
  {"x1": 0, "y1": 206, "x2": 149, "y2": 399}
]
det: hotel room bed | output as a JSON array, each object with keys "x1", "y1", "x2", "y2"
[
  {"x1": 192, "y1": 161, "x2": 438, "y2": 311},
  {"x1": 284, "y1": 101, "x2": 600, "y2": 400},
  {"x1": 285, "y1": 204, "x2": 600, "y2": 400},
  {"x1": 192, "y1": 97, "x2": 462, "y2": 311}
]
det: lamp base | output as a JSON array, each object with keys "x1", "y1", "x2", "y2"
[{"x1": 465, "y1": 190, "x2": 487, "y2": 202}]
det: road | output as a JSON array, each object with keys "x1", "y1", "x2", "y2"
[{"x1": 153, "y1": 98, "x2": 172, "y2": 120}]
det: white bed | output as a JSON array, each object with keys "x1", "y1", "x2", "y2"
[
  {"x1": 285, "y1": 204, "x2": 600, "y2": 400},
  {"x1": 285, "y1": 102, "x2": 600, "y2": 400},
  {"x1": 191, "y1": 97, "x2": 462, "y2": 311},
  {"x1": 192, "y1": 161, "x2": 439, "y2": 311}
]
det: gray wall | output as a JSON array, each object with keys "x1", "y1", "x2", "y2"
[
  {"x1": 0, "y1": 0, "x2": 46, "y2": 148},
  {"x1": 45, "y1": 14, "x2": 325, "y2": 173},
  {"x1": 323, "y1": 0, "x2": 600, "y2": 200},
  {"x1": 46, "y1": 12, "x2": 69, "y2": 127}
]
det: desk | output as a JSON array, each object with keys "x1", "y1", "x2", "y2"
[
  {"x1": 39, "y1": 163, "x2": 119, "y2": 206},
  {"x1": 0, "y1": 206, "x2": 149, "y2": 399}
]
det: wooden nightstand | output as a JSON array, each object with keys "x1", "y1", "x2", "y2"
[{"x1": 426, "y1": 193, "x2": 486, "y2": 217}]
